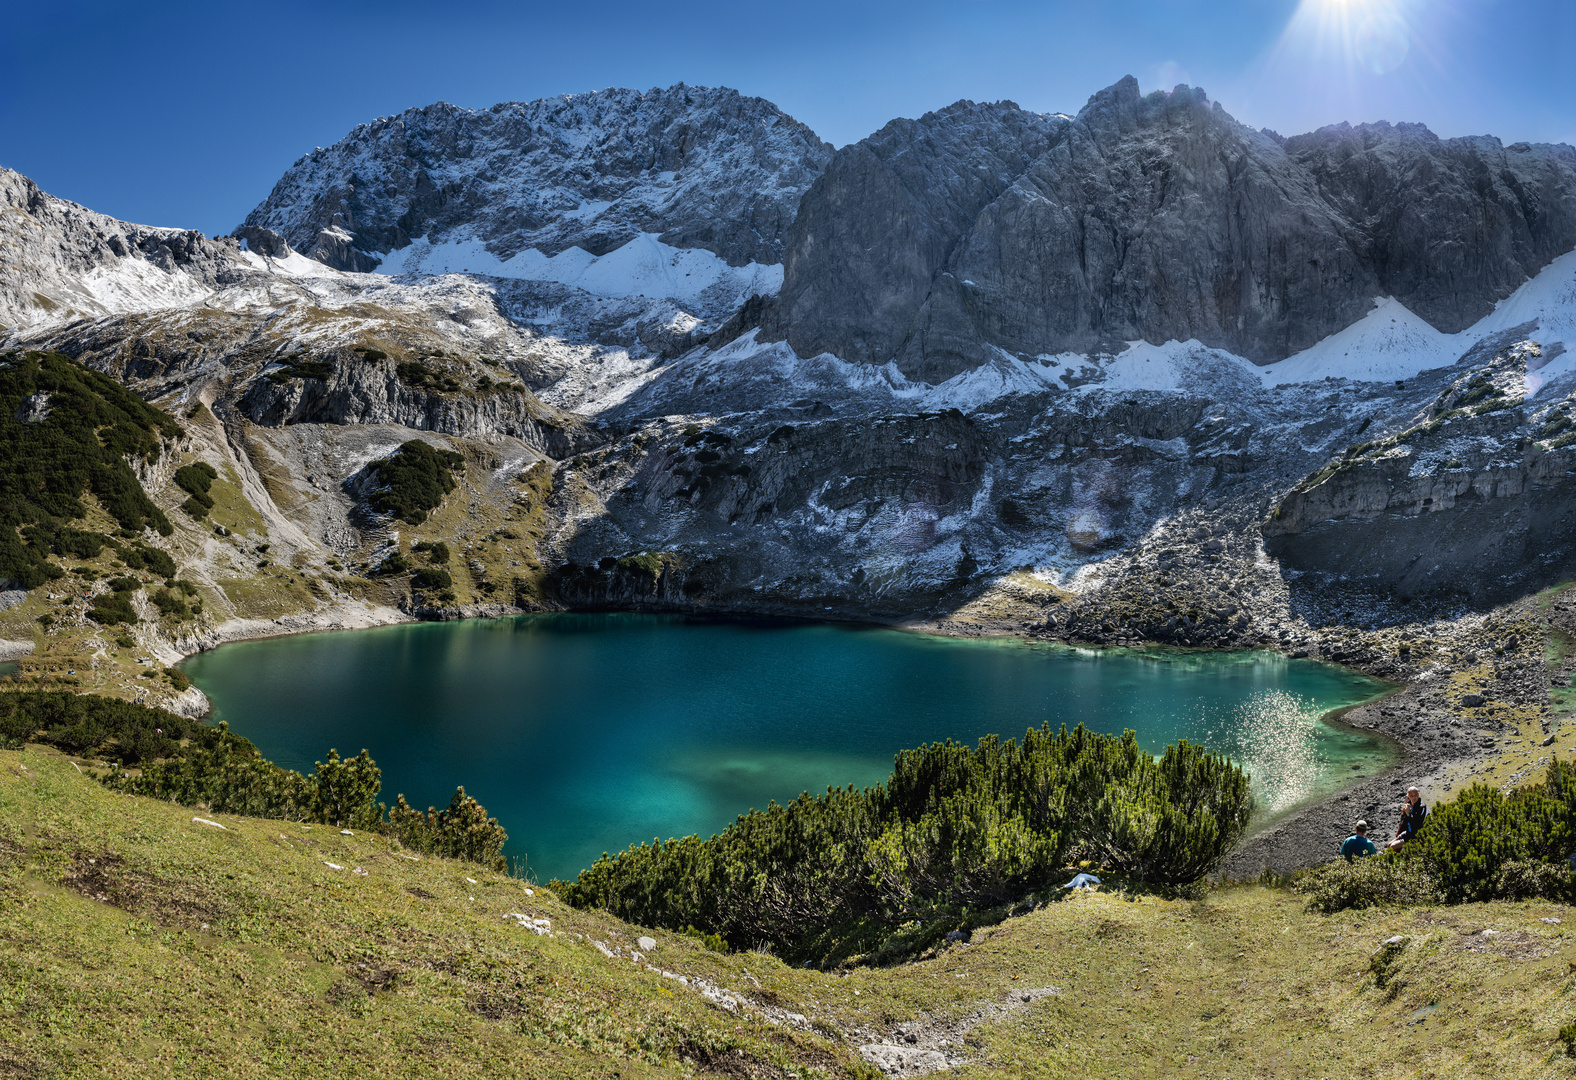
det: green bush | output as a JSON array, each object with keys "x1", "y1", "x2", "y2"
[
  {"x1": 388, "y1": 789, "x2": 508, "y2": 869},
  {"x1": 411, "y1": 568, "x2": 453, "y2": 591},
  {"x1": 0, "y1": 690, "x2": 190, "y2": 763},
  {"x1": 150, "y1": 589, "x2": 189, "y2": 619},
  {"x1": 120, "y1": 544, "x2": 176, "y2": 578},
  {"x1": 681, "y1": 925, "x2": 728, "y2": 953},
  {"x1": 1299, "y1": 761, "x2": 1576, "y2": 912},
  {"x1": 87, "y1": 590, "x2": 138, "y2": 625},
  {"x1": 174, "y1": 462, "x2": 219, "y2": 518},
  {"x1": 374, "y1": 553, "x2": 412, "y2": 575},
  {"x1": 1409, "y1": 765, "x2": 1576, "y2": 902},
  {"x1": 557, "y1": 725, "x2": 1252, "y2": 964},
  {"x1": 369, "y1": 441, "x2": 465, "y2": 525},
  {"x1": 265, "y1": 358, "x2": 333, "y2": 384},
  {"x1": 1293, "y1": 856, "x2": 1441, "y2": 913},
  {"x1": 99, "y1": 711, "x2": 506, "y2": 868},
  {"x1": 413, "y1": 540, "x2": 450, "y2": 564}
]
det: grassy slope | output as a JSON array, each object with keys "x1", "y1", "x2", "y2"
[{"x1": 7, "y1": 746, "x2": 1576, "y2": 1079}]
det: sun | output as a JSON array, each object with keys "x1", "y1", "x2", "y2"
[{"x1": 1289, "y1": 0, "x2": 1415, "y2": 75}]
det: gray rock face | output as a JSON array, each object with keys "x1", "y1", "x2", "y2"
[
  {"x1": 239, "y1": 84, "x2": 832, "y2": 272},
  {"x1": 765, "y1": 100, "x2": 1068, "y2": 376},
  {"x1": 236, "y1": 355, "x2": 588, "y2": 459},
  {"x1": 0, "y1": 168, "x2": 257, "y2": 332},
  {"x1": 773, "y1": 77, "x2": 1576, "y2": 382},
  {"x1": 1286, "y1": 122, "x2": 1576, "y2": 333}
]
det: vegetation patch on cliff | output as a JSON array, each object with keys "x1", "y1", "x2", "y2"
[
  {"x1": 0, "y1": 350, "x2": 178, "y2": 587},
  {"x1": 370, "y1": 439, "x2": 466, "y2": 525}
]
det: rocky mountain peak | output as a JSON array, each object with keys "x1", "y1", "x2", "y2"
[
  {"x1": 238, "y1": 83, "x2": 833, "y2": 273},
  {"x1": 0, "y1": 168, "x2": 254, "y2": 334},
  {"x1": 768, "y1": 76, "x2": 1576, "y2": 382}
]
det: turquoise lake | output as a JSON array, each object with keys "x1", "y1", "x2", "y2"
[{"x1": 180, "y1": 614, "x2": 1394, "y2": 882}]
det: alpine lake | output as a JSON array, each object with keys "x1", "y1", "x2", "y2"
[{"x1": 180, "y1": 614, "x2": 1395, "y2": 883}]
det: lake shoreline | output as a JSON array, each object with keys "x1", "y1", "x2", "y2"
[{"x1": 173, "y1": 600, "x2": 1449, "y2": 882}]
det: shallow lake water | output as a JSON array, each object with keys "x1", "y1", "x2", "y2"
[{"x1": 181, "y1": 613, "x2": 1394, "y2": 882}]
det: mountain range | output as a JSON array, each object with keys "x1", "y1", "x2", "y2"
[{"x1": 2, "y1": 81, "x2": 1576, "y2": 851}]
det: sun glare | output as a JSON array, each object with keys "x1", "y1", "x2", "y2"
[{"x1": 1286, "y1": 0, "x2": 1417, "y2": 75}]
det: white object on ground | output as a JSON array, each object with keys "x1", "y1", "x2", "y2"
[
  {"x1": 192, "y1": 817, "x2": 227, "y2": 830},
  {"x1": 637, "y1": 936, "x2": 657, "y2": 952},
  {"x1": 340, "y1": 829, "x2": 353, "y2": 835},
  {"x1": 503, "y1": 913, "x2": 552, "y2": 936},
  {"x1": 323, "y1": 861, "x2": 344, "y2": 870}
]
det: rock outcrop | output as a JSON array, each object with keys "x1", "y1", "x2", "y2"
[
  {"x1": 769, "y1": 77, "x2": 1576, "y2": 381},
  {"x1": 1265, "y1": 335, "x2": 1576, "y2": 602},
  {"x1": 238, "y1": 85, "x2": 833, "y2": 272}
]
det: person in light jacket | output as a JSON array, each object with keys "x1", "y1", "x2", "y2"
[{"x1": 1388, "y1": 787, "x2": 1427, "y2": 852}]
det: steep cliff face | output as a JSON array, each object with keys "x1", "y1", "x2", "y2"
[
  {"x1": 34, "y1": 304, "x2": 596, "y2": 460},
  {"x1": 771, "y1": 77, "x2": 1576, "y2": 381},
  {"x1": 239, "y1": 85, "x2": 832, "y2": 272},
  {"x1": 1287, "y1": 123, "x2": 1576, "y2": 333},
  {"x1": 1265, "y1": 336, "x2": 1576, "y2": 601},
  {"x1": 765, "y1": 100, "x2": 1067, "y2": 376}
]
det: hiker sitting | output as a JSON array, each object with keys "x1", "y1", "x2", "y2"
[
  {"x1": 1340, "y1": 820, "x2": 1377, "y2": 862},
  {"x1": 1388, "y1": 787, "x2": 1427, "y2": 852}
]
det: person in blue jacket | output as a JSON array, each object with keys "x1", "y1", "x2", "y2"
[{"x1": 1340, "y1": 820, "x2": 1377, "y2": 861}]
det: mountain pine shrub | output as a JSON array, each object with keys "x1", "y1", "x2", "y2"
[
  {"x1": 1297, "y1": 761, "x2": 1576, "y2": 912},
  {"x1": 558, "y1": 725, "x2": 1252, "y2": 962},
  {"x1": 173, "y1": 461, "x2": 219, "y2": 518},
  {"x1": 0, "y1": 690, "x2": 507, "y2": 868},
  {"x1": 370, "y1": 441, "x2": 465, "y2": 525}
]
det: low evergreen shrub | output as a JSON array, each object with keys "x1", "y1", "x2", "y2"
[
  {"x1": 0, "y1": 689, "x2": 508, "y2": 868},
  {"x1": 173, "y1": 462, "x2": 219, "y2": 518},
  {"x1": 0, "y1": 690, "x2": 189, "y2": 762},
  {"x1": 1293, "y1": 856, "x2": 1441, "y2": 913},
  {"x1": 369, "y1": 441, "x2": 465, "y2": 525},
  {"x1": 374, "y1": 552, "x2": 412, "y2": 575},
  {"x1": 411, "y1": 568, "x2": 453, "y2": 591},
  {"x1": 87, "y1": 590, "x2": 138, "y2": 625},
  {"x1": 1409, "y1": 765, "x2": 1576, "y2": 902},
  {"x1": 413, "y1": 540, "x2": 450, "y2": 564},
  {"x1": 557, "y1": 725, "x2": 1252, "y2": 963},
  {"x1": 150, "y1": 589, "x2": 189, "y2": 619},
  {"x1": 120, "y1": 544, "x2": 176, "y2": 578},
  {"x1": 1298, "y1": 761, "x2": 1576, "y2": 912}
]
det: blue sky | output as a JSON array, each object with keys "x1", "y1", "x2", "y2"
[{"x1": 3, "y1": 0, "x2": 1572, "y2": 236}]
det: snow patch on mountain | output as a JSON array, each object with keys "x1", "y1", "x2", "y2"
[
  {"x1": 1259, "y1": 297, "x2": 1458, "y2": 387},
  {"x1": 375, "y1": 232, "x2": 782, "y2": 308}
]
